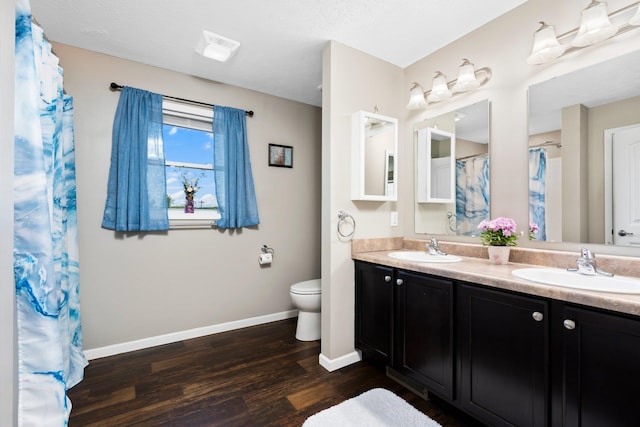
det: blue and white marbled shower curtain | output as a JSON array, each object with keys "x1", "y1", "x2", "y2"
[
  {"x1": 456, "y1": 155, "x2": 490, "y2": 235},
  {"x1": 15, "y1": 0, "x2": 87, "y2": 425},
  {"x1": 529, "y1": 147, "x2": 547, "y2": 241}
]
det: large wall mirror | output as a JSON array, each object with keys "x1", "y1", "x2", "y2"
[
  {"x1": 351, "y1": 110, "x2": 398, "y2": 201},
  {"x1": 528, "y1": 49, "x2": 640, "y2": 248},
  {"x1": 415, "y1": 99, "x2": 490, "y2": 235}
]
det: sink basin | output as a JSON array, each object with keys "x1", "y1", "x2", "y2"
[
  {"x1": 512, "y1": 268, "x2": 640, "y2": 294},
  {"x1": 388, "y1": 251, "x2": 462, "y2": 263}
]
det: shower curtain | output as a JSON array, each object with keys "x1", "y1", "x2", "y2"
[
  {"x1": 529, "y1": 147, "x2": 547, "y2": 241},
  {"x1": 15, "y1": 0, "x2": 87, "y2": 425},
  {"x1": 456, "y1": 155, "x2": 490, "y2": 235}
]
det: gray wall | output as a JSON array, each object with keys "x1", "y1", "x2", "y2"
[{"x1": 54, "y1": 43, "x2": 322, "y2": 350}]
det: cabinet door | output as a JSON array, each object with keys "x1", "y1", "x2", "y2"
[
  {"x1": 394, "y1": 270, "x2": 453, "y2": 400},
  {"x1": 458, "y1": 284, "x2": 548, "y2": 427},
  {"x1": 354, "y1": 261, "x2": 393, "y2": 362},
  {"x1": 559, "y1": 305, "x2": 640, "y2": 427}
]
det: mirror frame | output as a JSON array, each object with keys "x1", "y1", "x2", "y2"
[{"x1": 351, "y1": 110, "x2": 398, "y2": 201}]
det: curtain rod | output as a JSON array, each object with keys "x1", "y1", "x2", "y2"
[
  {"x1": 530, "y1": 141, "x2": 562, "y2": 149},
  {"x1": 457, "y1": 152, "x2": 488, "y2": 161},
  {"x1": 109, "y1": 83, "x2": 254, "y2": 117}
]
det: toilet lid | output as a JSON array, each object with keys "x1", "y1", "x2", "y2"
[{"x1": 291, "y1": 279, "x2": 321, "y2": 295}]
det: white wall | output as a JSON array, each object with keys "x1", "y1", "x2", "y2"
[
  {"x1": 321, "y1": 41, "x2": 404, "y2": 365},
  {"x1": 53, "y1": 43, "x2": 322, "y2": 350},
  {"x1": 1, "y1": 0, "x2": 17, "y2": 424}
]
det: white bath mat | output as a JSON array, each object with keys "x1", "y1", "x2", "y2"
[{"x1": 302, "y1": 388, "x2": 442, "y2": 427}]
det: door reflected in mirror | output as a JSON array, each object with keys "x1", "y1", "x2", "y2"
[
  {"x1": 417, "y1": 127, "x2": 455, "y2": 203},
  {"x1": 415, "y1": 99, "x2": 490, "y2": 235},
  {"x1": 351, "y1": 111, "x2": 398, "y2": 201},
  {"x1": 528, "y1": 50, "x2": 640, "y2": 247}
]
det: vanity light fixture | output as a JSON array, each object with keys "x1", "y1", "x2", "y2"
[
  {"x1": 195, "y1": 30, "x2": 240, "y2": 62},
  {"x1": 527, "y1": 0, "x2": 640, "y2": 65},
  {"x1": 572, "y1": 0, "x2": 618, "y2": 47},
  {"x1": 407, "y1": 59, "x2": 492, "y2": 110}
]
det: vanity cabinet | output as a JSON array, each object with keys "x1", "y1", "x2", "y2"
[
  {"x1": 458, "y1": 283, "x2": 549, "y2": 427},
  {"x1": 393, "y1": 270, "x2": 454, "y2": 400},
  {"x1": 552, "y1": 304, "x2": 640, "y2": 427},
  {"x1": 354, "y1": 260, "x2": 640, "y2": 426},
  {"x1": 354, "y1": 261, "x2": 394, "y2": 362}
]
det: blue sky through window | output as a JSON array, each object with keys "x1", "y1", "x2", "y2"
[{"x1": 163, "y1": 125, "x2": 217, "y2": 208}]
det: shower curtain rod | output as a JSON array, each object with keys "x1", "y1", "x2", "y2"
[
  {"x1": 530, "y1": 141, "x2": 562, "y2": 149},
  {"x1": 109, "y1": 82, "x2": 254, "y2": 117},
  {"x1": 457, "y1": 152, "x2": 488, "y2": 161}
]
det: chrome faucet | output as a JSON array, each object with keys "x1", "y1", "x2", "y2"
[
  {"x1": 426, "y1": 238, "x2": 447, "y2": 256},
  {"x1": 567, "y1": 248, "x2": 613, "y2": 277}
]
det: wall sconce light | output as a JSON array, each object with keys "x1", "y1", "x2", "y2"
[
  {"x1": 407, "y1": 59, "x2": 492, "y2": 110},
  {"x1": 528, "y1": 1, "x2": 640, "y2": 65}
]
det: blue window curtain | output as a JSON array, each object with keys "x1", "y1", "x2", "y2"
[
  {"x1": 213, "y1": 106, "x2": 260, "y2": 229},
  {"x1": 102, "y1": 87, "x2": 169, "y2": 231},
  {"x1": 529, "y1": 147, "x2": 547, "y2": 240}
]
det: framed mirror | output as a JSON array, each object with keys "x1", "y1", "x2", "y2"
[
  {"x1": 415, "y1": 99, "x2": 490, "y2": 235},
  {"x1": 351, "y1": 110, "x2": 398, "y2": 201},
  {"x1": 528, "y1": 50, "x2": 640, "y2": 247},
  {"x1": 417, "y1": 127, "x2": 455, "y2": 203}
]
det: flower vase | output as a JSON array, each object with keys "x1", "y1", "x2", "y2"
[
  {"x1": 184, "y1": 198, "x2": 195, "y2": 213},
  {"x1": 487, "y1": 246, "x2": 510, "y2": 265}
]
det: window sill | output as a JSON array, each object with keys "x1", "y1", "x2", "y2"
[{"x1": 168, "y1": 210, "x2": 221, "y2": 229}]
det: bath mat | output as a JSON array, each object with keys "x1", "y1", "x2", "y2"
[{"x1": 302, "y1": 388, "x2": 441, "y2": 427}]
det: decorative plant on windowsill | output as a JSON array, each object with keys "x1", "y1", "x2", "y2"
[
  {"x1": 182, "y1": 174, "x2": 201, "y2": 214},
  {"x1": 477, "y1": 217, "x2": 518, "y2": 247}
]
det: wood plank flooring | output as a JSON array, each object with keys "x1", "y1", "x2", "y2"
[{"x1": 68, "y1": 318, "x2": 482, "y2": 426}]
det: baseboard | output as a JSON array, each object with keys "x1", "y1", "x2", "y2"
[
  {"x1": 318, "y1": 349, "x2": 362, "y2": 372},
  {"x1": 83, "y1": 310, "x2": 299, "y2": 360}
]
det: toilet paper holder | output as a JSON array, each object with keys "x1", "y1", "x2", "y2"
[{"x1": 259, "y1": 245, "x2": 275, "y2": 265}]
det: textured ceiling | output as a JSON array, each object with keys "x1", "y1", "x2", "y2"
[{"x1": 29, "y1": 0, "x2": 526, "y2": 106}]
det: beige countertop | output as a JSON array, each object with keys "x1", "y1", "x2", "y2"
[{"x1": 352, "y1": 238, "x2": 640, "y2": 317}]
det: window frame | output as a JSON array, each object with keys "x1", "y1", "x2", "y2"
[{"x1": 162, "y1": 100, "x2": 220, "y2": 228}]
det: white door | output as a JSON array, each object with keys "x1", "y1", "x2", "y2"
[{"x1": 613, "y1": 125, "x2": 640, "y2": 246}]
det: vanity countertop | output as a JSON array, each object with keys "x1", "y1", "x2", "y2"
[{"x1": 352, "y1": 239, "x2": 640, "y2": 317}]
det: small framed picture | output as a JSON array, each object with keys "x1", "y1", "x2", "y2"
[{"x1": 268, "y1": 143, "x2": 293, "y2": 168}]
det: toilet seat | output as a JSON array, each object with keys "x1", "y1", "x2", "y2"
[{"x1": 290, "y1": 279, "x2": 321, "y2": 295}]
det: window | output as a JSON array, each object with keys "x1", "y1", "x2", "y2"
[{"x1": 163, "y1": 100, "x2": 220, "y2": 225}]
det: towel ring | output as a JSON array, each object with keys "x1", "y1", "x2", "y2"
[{"x1": 337, "y1": 210, "x2": 356, "y2": 238}]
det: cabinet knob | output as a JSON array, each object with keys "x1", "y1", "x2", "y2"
[
  {"x1": 384, "y1": 275, "x2": 391, "y2": 282},
  {"x1": 396, "y1": 279, "x2": 404, "y2": 286},
  {"x1": 563, "y1": 319, "x2": 576, "y2": 330},
  {"x1": 532, "y1": 311, "x2": 544, "y2": 322}
]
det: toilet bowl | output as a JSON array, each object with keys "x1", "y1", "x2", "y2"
[{"x1": 290, "y1": 279, "x2": 321, "y2": 341}]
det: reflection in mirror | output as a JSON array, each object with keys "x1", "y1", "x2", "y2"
[
  {"x1": 528, "y1": 50, "x2": 640, "y2": 247},
  {"x1": 417, "y1": 128, "x2": 455, "y2": 203},
  {"x1": 415, "y1": 100, "x2": 490, "y2": 235},
  {"x1": 351, "y1": 111, "x2": 398, "y2": 201}
]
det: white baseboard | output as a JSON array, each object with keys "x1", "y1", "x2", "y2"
[
  {"x1": 318, "y1": 349, "x2": 362, "y2": 372},
  {"x1": 84, "y1": 310, "x2": 299, "y2": 360}
]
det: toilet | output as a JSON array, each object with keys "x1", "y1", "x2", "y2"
[{"x1": 290, "y1": 279, "x2": 321, "y2": 341}]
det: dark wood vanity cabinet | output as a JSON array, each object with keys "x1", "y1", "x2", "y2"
[
  {"x1": 393, "y1": 270, "x2": 454, "y2": 400},
  {"x1": 354, "y1": 261, "x2": 394, "y2": 362},
  {"x1": 354, "y1": 260, "x2": 640, "y2": 426},
  {"x1": 458, "y1": 283, "x2": 549, "y2": 427},
  {"x1": 551, "y1": 304, "x2": 640, "y2": 427}
]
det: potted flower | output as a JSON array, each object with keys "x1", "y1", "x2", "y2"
[
  {"x1": 477, "y1": 217, "x2": 518, "y2": 264},
  {"x1": 529, "y1": 222, "x2": 539, "y2": 240},
  {"x1": 181, "y1": 174, "x2": 202, "y2": 213}
]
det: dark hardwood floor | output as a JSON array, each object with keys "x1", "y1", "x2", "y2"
[{"x1": 68, "y1": 318, "x2": 482, "y2": 426}]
